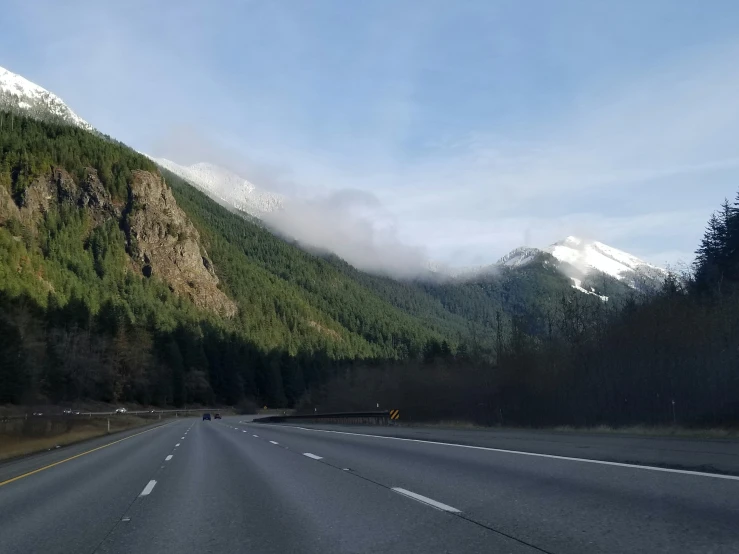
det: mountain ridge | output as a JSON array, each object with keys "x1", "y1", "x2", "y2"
[
  {"x1": 154, "y1": 158, "x2": 282, "y2": 217},
  {"x1": 0, "y1": 65, "x2": 93, "y2": 131},
  {"x1": 495, "y1": 236, "x2": 666, "y2": 293}
]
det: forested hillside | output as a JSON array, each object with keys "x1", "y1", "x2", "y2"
[
  {"x1": 7, "y1": 111, "x2": 728, "y2": 429},
  {"x1": 0, "y1": 112, "x2": 612, "y2": 409}
]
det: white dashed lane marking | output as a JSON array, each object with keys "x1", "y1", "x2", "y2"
[
  {"x1": 303, "y1": 453, "x2": 323, "y2": 460},
  {"x1": 269, "y1": 441, "x2": 279, "y2": 445},
  {"x1": 289, "y1": 426, "x2": 739, "y2": 482},
  {"x1": 165, "y1": 455, "x2": 173, "y2": 461},
  {"x1": 392, "y1": 488, "x2": 461, "y2": 513},
  {"x1": 175, "y1": 443, "x2": 180, "y2": 447},
  {"x1": 139, "y1": 480, "x2": 157, "y2": 497}
]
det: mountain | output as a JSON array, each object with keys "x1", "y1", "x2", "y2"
[
  {"x1": 153, "y1": 158, "x2": 282, "y2": 217},
  {"x1": 0, "y1": 65, "x2": 665, "y2": 411},
  {"x1": 497, "y1": 246, "x2": 542, "y2": 269},
  {"x1": 496, "y1": 236, "x2": 666, "y2": 294},
  {"x1": 0, "y1": 65, "x2": 93, "y2": 131}
]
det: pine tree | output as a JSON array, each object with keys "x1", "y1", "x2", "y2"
[{"x1": 694, "y1": 212, "x2": 724, "y2": 290}]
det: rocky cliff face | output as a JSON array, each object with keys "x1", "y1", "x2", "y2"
[
  {"x1": 0, "y1": 167, "x2": 120, "y2": 229},
  {"x1": 0, "y1": 168, "x2": 237, "y2": 318},
  {"x1": 126, "y1": 171, "x2": 237, "y2": 318}
]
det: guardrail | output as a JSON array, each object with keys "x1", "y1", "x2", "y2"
[{"x1": 253, "y1": 410, "x2": 396, "y2": 425}]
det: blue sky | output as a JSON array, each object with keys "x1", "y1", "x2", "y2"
[{"x1": 3, "y1": 0, "x2": 739, "y2": 271}]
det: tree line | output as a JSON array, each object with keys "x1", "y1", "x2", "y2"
[
  {"x1": 302, "y1": 196, "x2": 739, "y2": 428},
  {"x1": 3, "y1": 111, "x2": 736, "y2": 427}
]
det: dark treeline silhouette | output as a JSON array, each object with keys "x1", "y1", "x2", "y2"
[
  {"x1": 0, "y1": 290, "x2": 349, "y2": 408},
  {"x1": 301, "y1": 194, "x2": 739, "y2": 428}
]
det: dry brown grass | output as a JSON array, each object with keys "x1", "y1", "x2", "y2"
[
  {"x1": 550, "y1": 424, "x2": 739, "y2": 439},
  {"x1": 397, "y1": 421, "x2": 739, "y2": 439},
  {"x1": 0, "y1": 416, "x2": 157, "y2": 461}
]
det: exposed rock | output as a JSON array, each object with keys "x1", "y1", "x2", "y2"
[
  {"x1": 75, "y1": 168, "x2": 120, "y2": 223},
  {"x1": 1, "y1": 166, "x2": 236, "y2": 319},
  {"x1": 308, "y1": 320, "x2": 342, "y2": 341},
  {"x1": 10, "y1": 167, "x2": 120, "y2": 229},
  {"x1": 0, "y1": 184, "x2": 19, "y2": 225},
  {"x1": 127, "y1": 170, "x2": 237, "y2": 318},
  {"x1": 17, "y1": 176, "x2": 54, "y2": 227}
]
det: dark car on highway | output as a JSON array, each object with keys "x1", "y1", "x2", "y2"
[
  {"x1": 202, "y1": 413, "x2": 211, "y2": 421},
  {"x1": 214, "y1": 413, "x2": 222, "y2": 419}
]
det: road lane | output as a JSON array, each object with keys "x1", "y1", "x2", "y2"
[
  {"x1": 260, "y1": 421, "x2": 739, "y2": 474},
  {"x1": 245, "y1": 421, "x2": 739, "y2": 553},
  {"x1": 0, "y1": 419, "x2": 193, "y2": 554},
  {"x1": 99, "y1": 418, "x2": 538, "y2": 553},
  {"x1": 2, "y1": 414, "x2": 737, "y2": 553}
]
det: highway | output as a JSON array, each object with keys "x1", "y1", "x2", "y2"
[{"x1": 0, "y1": 417, "x2": 738, "y2": 553}]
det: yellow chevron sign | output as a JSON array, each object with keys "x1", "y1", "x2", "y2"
[{"x1": 390, "y1": 409, "x2": 400, "y2": 420}]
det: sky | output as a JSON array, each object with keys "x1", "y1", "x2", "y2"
[{"x1": 3, "y1": 0, "x2": 739, "y2": 273}]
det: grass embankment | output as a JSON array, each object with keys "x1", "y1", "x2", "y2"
[
  {"x1": 0, "y1": 415, "x2": 165, "y2": 460},
  {"x1": 550, "y1": 424, "x2": 739, "y2": 439},
  {"x1": 402, "y1": 421, "x2": 739, "y2": 440}
]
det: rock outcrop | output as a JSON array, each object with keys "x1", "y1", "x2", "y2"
[
  {"x1": 0, "y1": 167, "x2": 121, "y2": 230},
  {"x1": 126, "y1": 170, "x2": 237, "y2": 318},
  {"x1": 0, "y1": 167, "x2": 237, "y2": 319},
  {"x1": 0, "y1": 183, "x2": 19, "y2": 224}
]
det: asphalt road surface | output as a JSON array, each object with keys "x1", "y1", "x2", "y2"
[{"x1": 1, "y1": 417, "x2": 738, "y2": 553}]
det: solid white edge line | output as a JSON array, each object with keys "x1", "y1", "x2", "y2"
[
  {"x1": 269, "y1": 440, "x2": 279, "y2": 445},
  {"x1": 139, "y1": 480, "x2": 157, "y2": 496},
  {"x1": 303, "y1": 453, "x2": 323, "y2": 460},
  {"x1": 287, "y1": 426, "x2": 739, "y2": 482},
  {"x1": 165, "y1": 455, "x2": 173, "y2": 461},
  {"x1": 392, "y1": 487, "x2": 461, "y2": 513}
]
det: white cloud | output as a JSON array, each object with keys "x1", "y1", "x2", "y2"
[
  {"x1": 6, "y1": 1, "x2": 737, "y2": 274},
  {"x1": 261, "y1": 190, "x2": 431, "y2": 278},
  {"x1": 302, "y1": 40, "x2": 739, "y2": 267}
]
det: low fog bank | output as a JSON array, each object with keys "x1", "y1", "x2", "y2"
[{"x1": 260, "y1": 190, "x2": 436, "y2": 280}]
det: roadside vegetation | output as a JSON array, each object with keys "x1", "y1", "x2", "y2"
[{"x1": 0, "y1": 414, "x2": 158, "y2": 460}]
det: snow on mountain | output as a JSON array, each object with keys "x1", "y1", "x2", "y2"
[
  {"x1": 0, "y1": 65, "x2": 94, "y2": 131},
  {"x1": 496, "y1": 236, "x2": 666, "y2": 294},
  {"x1": 549, "y1": 237, "x2": 643, "y2": 278},
  {"x1": 497, "y1": 246, "x2": 541, "y2": 268},
  {"x1": 545, "y1": 236, "x2": 666, "y2": 287},
  {"x1": 155, "y1": 158, "x2": 282, "y2": 216}
]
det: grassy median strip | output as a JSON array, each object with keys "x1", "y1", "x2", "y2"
[
  {"x1": 0, "y1": 415, "x2": 162, "y2": 461},
  {"x1": 0, "y1": 423, "x2": 173, "y2": 488}
]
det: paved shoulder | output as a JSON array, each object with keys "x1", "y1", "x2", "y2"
[{"x1": 277, "y1": 423, "x2": 739, "y2": 474}]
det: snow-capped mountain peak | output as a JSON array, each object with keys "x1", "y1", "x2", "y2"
[
  {"x1": 0, "y1": 65, "x2": 93, "y2": 131},
  {"x1": 154, "y1": 158, "x2": 282, "y2": 216},
  {"x1": 496, "y1": 236, "x2": 666, "y2": 293},
  {"x1": 496, "y1": 246, "x2": 541, "y2": 268},
  {"x1": 545, "y1": 236, "x2": 665, "y2": 284}
]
